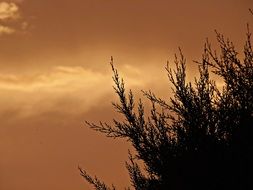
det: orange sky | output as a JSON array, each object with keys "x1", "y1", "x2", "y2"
[{"x1": 0, "y1": 0, "x2": 252, "y2": 189}]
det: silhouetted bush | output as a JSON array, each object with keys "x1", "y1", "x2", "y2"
[{"x1": 79, "y1": 27, "x2": 253, "y2": 189}]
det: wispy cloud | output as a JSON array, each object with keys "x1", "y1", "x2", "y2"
[
  {"x1": 0, "y1": 2, "x2": 19, "y2": 20},
  {"x1": 0, "y1": 65, "x2": 147, "y2": 91},
  {"x1": 0, "y1": 24, "x2": 15, "y2": 35},
  {"x1": 0, "y1": 1, "x2": 28, "y2": 35},
  {"x1": 0, "y1": 65, "x2": 147, "y2": 118}
]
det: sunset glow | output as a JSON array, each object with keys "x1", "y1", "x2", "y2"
[{"x1": 0, "y1": 1, "x2": 252, "y2": 189}]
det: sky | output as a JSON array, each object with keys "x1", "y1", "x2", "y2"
[{"x1": 0, "y1": 0, "x2": 252, "y2": 189}]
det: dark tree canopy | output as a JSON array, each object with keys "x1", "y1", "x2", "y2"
[{"x1": 79, "y1": 27, "x2": 253, "y2": 190}]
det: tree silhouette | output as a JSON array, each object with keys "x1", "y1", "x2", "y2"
[{"x1": 79, "y1": 27, "x2": 253, "y2": 189}]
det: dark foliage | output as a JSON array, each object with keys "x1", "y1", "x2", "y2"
[{"x1": 79, "y1": 27, "x2": 253, "y2": 189}]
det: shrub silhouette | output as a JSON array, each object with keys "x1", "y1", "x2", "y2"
[{"x1": 79, "y1": 28, "x2": 253, "y2": 189}]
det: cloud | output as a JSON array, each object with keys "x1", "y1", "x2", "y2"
[
  {"x1": 0, "y1": 2, "x2": 28, "y2": 35},
  {"x1": 0, "y1": 65, "x2": 147, "y2": 118},
  {"x1": 0, "y1": 2, "x2": 19, "y2": 20},
  {"x1": 0, "y1": 24, "x2": 15, "y2": 35},
  {"x1": 0, "y1": 65, "x2": 147, "y2": 91}
]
